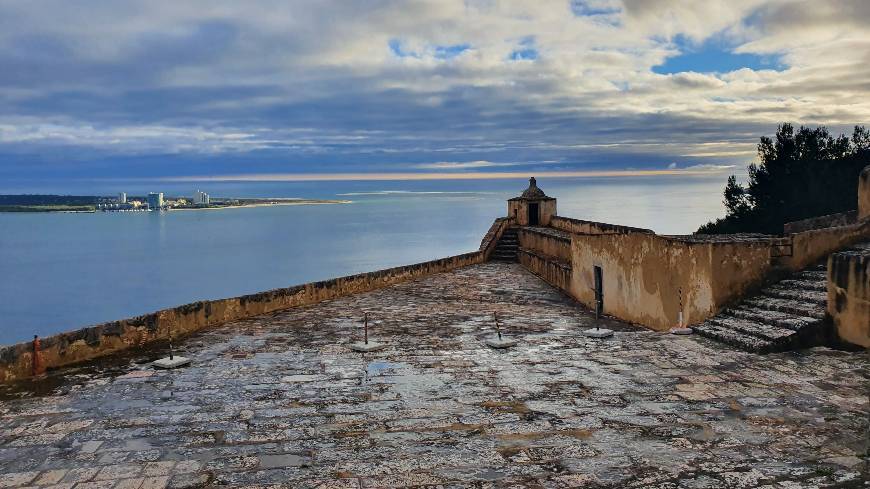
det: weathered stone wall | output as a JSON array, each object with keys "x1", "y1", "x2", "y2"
[
  {"x1": 827, "y1": 243, "x2": 870, "y2": 348},
  {"x1": 549, "y1": 216, "x2": 654, "y2": 236},
  {"x1": 0, "y1": 218, "x2": 512, "y2": 383},
  {"x1": 783, "y1": 211, "x2": 858, "y2": 234},
  {"x1": 783, "y1": 219, "x2": 870, "y2": 271},
  {"x1": 860, "y1": 165, "x2": 870, "y2": 221},
  {"x1": 518, "y1": 249, "x2": 572, "y2": 292},
  {"x1": 516, "y1": 227, "x2": 572, "y2": 291},
  {"x1": 508, "y1": 199, "x2": 557, "y2": 226},
  {"x1": 480, "y1": 217, "x2": 514, "y2": 259},
  {"x1": 517, "y1": 227, "x2": 571, "y2": 262},
  {"x1": 569, "y1": 233, "x2": 773, "y2": 330}
]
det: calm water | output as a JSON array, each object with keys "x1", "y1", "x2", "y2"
[{"x1": 0, "y1": 175, "x2": 728, "y2": 344}]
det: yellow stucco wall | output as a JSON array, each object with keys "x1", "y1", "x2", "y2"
[
  {"x1": 828, "y1": 248, "x2": 870, "y2": 348},
  {"x1": 518, "y1": 228, "x2": 571, "y2": 262},
  {"x1": 859, "y1": 165, "x2": 870, "y2": 221},
  {"x1": 508, "y1": 199, "x2": 556, "y2": 226},
  {"x1": 784, "y1": 219, "x2": 870, "y2": 271},
  {"x1": 569, "y1": 233, "x2": 773, "y2": 330}
]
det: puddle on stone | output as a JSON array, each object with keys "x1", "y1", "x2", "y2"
[
  {"x1": 367, "y1": 361, "x2": 404, "y2": 377},
  {"x1": 259, "y1": 453, "x2": 307, "y2": 468},
  {"x1": 123, "y1": 438, "x2": 153, "y2": 450}
]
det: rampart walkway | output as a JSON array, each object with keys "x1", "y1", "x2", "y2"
[{"x1": 0, "y1": 263, "x2": 866, "y2": 488}]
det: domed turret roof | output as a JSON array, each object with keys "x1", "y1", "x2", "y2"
[{"x1": 519, "y1": 177, "x2": 550, "y2": 200}]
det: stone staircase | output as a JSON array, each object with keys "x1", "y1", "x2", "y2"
[
  {"x1": 490, "y1": 228, "x2": 519, "y2": 262},
  {"x1": 692, "y1": 264, "x2": 829, "y2": 353}
]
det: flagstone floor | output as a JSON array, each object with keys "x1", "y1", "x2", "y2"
[{"x1": 0, "y1": 263, "x2": 866, "y2": 488}]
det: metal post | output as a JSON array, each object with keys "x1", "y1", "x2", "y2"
[
  {"x1": 364, "y1": 313, "x2": 369, "y2": 345},
  {"x1": 678, "y1": 287, "x2": 684, "y2": 328},
  {"x1": 167, "y1": 323, "x2": 174, "y2": 361}
]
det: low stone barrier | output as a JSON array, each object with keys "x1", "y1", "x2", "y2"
[
  {"x1": 0, "y1": 219, "x2": 512, "y2": 383},
  {"x1": 549, "y1": 215, "x2": 654, "y2": 236},
  {"x1": 518, "y1": 249, "x2": 572, "y2": 292},
  {"x1": 785, "y1": 218, "x2": 870, "y2": 271},
  {"x1": 828, "y1": 243, "x2": 870, "y2": 348},
  {"x1": 783, "y1": 211, "x2": 858, "y2": 234}
]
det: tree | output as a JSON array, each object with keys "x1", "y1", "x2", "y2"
[{"x1": 698, "y1": 124, "x2": 870, "y2": 235}]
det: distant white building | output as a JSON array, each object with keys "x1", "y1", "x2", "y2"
[
  {"x1": 193, "y1": 190, "x2": 210, "y2": 205},
  {"x1": 118, "y1": 192, "x2": 127, "y2": 204},
  {"x1": 147, "y1": 192, "x2": 164, "y2": 210}
]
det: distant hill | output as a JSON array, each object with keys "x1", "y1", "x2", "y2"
[{"x1": 0, "y1": 195, "x2": 100, "y2": 206}]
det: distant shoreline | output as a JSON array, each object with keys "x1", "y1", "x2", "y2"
[
  {"x1": 0, "y1": 195, "x2": 352, "y2": 213},
  {"x1": 168, "y1": 200, "x2": 352, "y2": 211}
]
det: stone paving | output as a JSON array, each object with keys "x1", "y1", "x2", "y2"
[{"x1": 0, "y1": 263, "x2": 867, "y2": 488}]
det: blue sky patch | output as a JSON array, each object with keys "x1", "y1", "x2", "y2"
[
  {"x1": 390, "y1": 39, "x2": 470, "y2": 60},
  {"x1": 509, "y1": 37, "x2": 539, "y2": 61},
  {"x1": 570, "y1": 0, "x2": 620, "y2": 17},
  {"x1": 653, "y1": 35, "x2": 785, "y2": 74},
  {"x1": 389, "y1": 39, "x2": 417, "y2": 58},
  {"x1": 434, "y1": 43, "x2": 471, "y2": 59}
]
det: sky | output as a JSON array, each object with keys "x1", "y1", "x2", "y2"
[{"x1": 0, "y1": 0, "x2": 868, "y2": 182}]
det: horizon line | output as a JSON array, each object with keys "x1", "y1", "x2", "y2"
[{"x1": 163, "y1": 169, "x2": 734, "y2": 182}]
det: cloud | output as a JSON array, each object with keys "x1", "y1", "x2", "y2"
[
  {"x1": 414, "y1": 160, "x2": 523, "y2": 170},
  {"x1": 0, "y1": 1, "x2": 866, "y2": 179},
  {"x1": 667, "y1": 163, "x2": 737, "y2": 172}
]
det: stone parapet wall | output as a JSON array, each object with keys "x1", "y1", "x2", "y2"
[
  {"x1": 783, "y1": 219, "x2": 870, "y2": 271},
  {"x1": 0, "y1": 217, "x2": 514, "y2": 384},
  {"x1": 783, "y1": 211, "x2": 858, "y2": 234},
  {"x1": 828, "y1": 243, "x2": 870, "y2": 348},
  {"x1": 549, "y1": 215, "x2": 654, "y2": 236},
  {"x1": 518, "y1": 249, "x2": 572, "y2": 292},
  {"x1": 517, "y1": 227, "x2": 571, "y2": 262},
  {"x1": 859, "y1": 165, "x2": 870, "y2": 221},
  {"x1": 570, "y1": 233, "x2": 773, "y2": 331},
  {"x1": 480, "y1": 217, "x2": 514, "y2": 259}
]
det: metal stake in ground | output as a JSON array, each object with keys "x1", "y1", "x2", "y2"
[
  {"x1": 670, "y1": 287, "x2": 693, "y2": 335},
  {"x1": 154, "y1": 321, "x2": 191, "y2": 369},
  {"x1": 351, "y1": 312, "x2": 386, "y2": 352},
  {"x1": 583, "y1": 274, "x2": 613, "y2": 338},
  {"x1": 486, "y1": 312, "x2": 517, "y2": 349}
]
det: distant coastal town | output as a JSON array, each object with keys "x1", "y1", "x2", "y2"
[{"x1": 0, "y1": 191, "x2": 351, "y2": 213}]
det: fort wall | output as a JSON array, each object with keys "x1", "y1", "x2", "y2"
[
  {"x1": 783, "y1": 211, "x2": 857, "y2": 234},
  {"x1": 569, "y1": 233, "x2": 774, "y2": 330},
  {"x1": 859, "y1": 166, "x2": 870, "y2": 221},
  {"x1": 828, "y1": 244, "x2": 870, "y2": 348},
  {"x1": 549, "y1": 216, "x2": 654, "y2": 236},
  {"x1": 516, "y1": 227, "x2": 572, "y2": 291},
  {"x1": 782, "y1": 219, "x2": 870, "y2": 271},
  {"x1": 0, "y1": 217, "x2": 512, "y2": 383}
]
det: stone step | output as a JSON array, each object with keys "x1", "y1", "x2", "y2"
[
  {"x1": 692, "y1": 322, "x2": 776, "y2": 354},
  {"x1": 775, "y1": 279, "x2": 827, "y2": 293},
  {"x1": 794, "y1": 270, "x2": 826, "y2": 282},
  {"x1": 761, "y1": 286, "x2": 827, "y2": 307},
  {"x1": 742, "y1": 297, "x2": 826, "y2": 320},
  {"x1": 707, "y1": 316, "x2": 796, "y2": 342},
  {"x1": 727, "y1": 306, "x2": 823, "y2": 332}
]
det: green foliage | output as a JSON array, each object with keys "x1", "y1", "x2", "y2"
[{"x1": 698, "y1": 124, "x2": 870, "y2": 235}]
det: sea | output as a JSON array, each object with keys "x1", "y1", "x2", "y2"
[{"x1": 0, "y1": 175, "x2": 728, "y2": 345}]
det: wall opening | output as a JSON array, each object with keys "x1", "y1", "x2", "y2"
[{"x1": 528, "y1": 202, "x2": 539, "y2": 225}]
